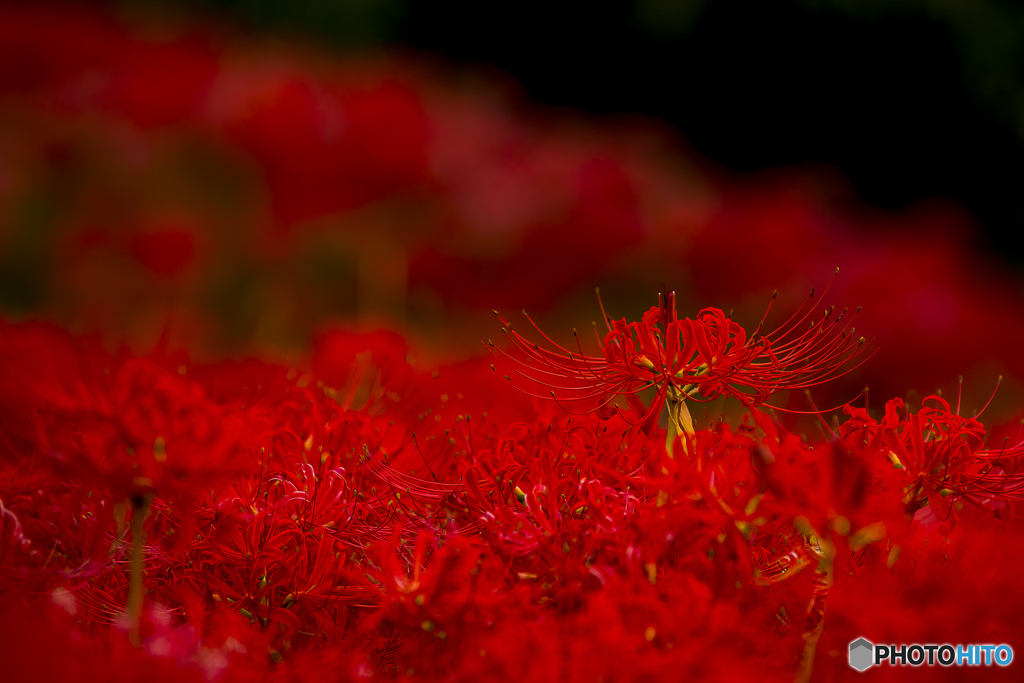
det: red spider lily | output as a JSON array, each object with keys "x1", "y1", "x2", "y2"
[
  {"x1": 7, "y1": 318, "x2": 1024, "y2": 680},
  {"x1": 0, "y1": 322, "x2": 248, "y2": 502},
  {"x1": 489, "y1": 275, "x2": 871, "y2": 438},
  {"x1": 868, "y1": 394, "x2": 1024, "y2": 529}
]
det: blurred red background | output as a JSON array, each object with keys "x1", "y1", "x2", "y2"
[{"x1": 3, "y1": 2, "x2": 1024, "y2": 425}]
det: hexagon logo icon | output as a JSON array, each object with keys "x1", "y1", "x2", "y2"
[{"x1": 849, "y1": 638, "x2": 874, "y2": 672}]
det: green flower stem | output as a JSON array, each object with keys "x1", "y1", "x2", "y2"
[
  {"x1": 126, "y1": 494, "x2": 152, "y2": 647},
  {"x1": 665, "y1": 396, "x2": 695, "y2": 459}
]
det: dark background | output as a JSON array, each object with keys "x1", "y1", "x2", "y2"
[{"x1": 116, "y1": 0, "x2": 1024, "y2": 262}]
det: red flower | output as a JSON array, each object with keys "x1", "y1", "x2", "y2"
[
  {"x1": 490, "y1": 277, "x2": 871, "y2": 436},
  {"x1": 869, "y1": 394, "x2": 1024, "y2": 530},
  {"x1": 0, "y1": 322, "x2": 246, "y2": 501}
]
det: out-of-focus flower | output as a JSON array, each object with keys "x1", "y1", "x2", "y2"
[
  {"x1": 845, "y1": 394, "x2": 1024, "y2": 532},
  {"x1": 127, "y1": 224, "x2": 197, "y2": 278},
  {"x1": 0, "y1": 321, "x2": 247, "y2": 501}
]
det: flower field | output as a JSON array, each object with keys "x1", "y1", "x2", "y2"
[{"x1": 2, "y1": 5, "x2": 1024, "y2": 682}]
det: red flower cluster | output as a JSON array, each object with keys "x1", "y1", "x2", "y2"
[
  {"x1": 2, "y1": 315, "x2": 1023, "y2": 682},
  {"x1": 0, "y1": 323, "x2": 249, "y2": 503},
  {"x1": 3, "y1": 6, "x2": 1024, "y2": 683}
]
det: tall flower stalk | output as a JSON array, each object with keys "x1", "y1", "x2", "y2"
[{"x1": 125, "y1": 494, "x2": 151, "y2": 646}]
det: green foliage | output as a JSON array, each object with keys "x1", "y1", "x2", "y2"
[{"x1": 120, "y1": 0, "x2": 405, "y2": 47}]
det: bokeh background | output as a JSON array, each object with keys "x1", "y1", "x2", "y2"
[{"x1": 4, "y1": 0, "x2": 1024, "y2": 426}]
